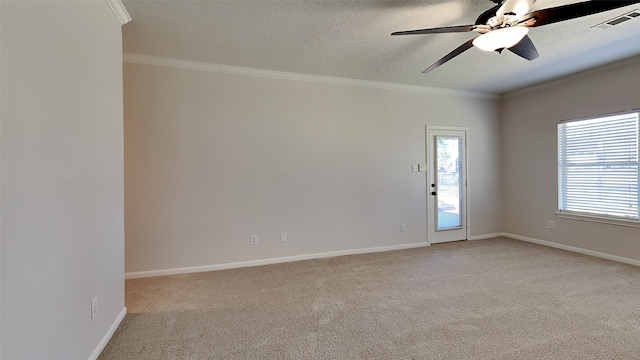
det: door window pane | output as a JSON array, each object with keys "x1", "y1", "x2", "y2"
[{"x1": 436, "y1": 136, "x2": 463, "y2": 230}]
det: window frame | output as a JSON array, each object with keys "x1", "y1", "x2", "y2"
[{"x1": 556, "y1": 109, "x2": 640, "y2": 228}]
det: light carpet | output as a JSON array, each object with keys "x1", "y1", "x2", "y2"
[{"x1": 99, "y1": 237, "x2": 640, "y2": 359}]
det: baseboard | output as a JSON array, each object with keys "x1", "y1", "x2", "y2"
[
  {"x1": 88, "y1": 306, "x2": 127, "y2": 360},
  {"x1": 125, "y1": 242, "x2": 431, "y2": 279},
  {"x1": 468, "y1": 233, "x2": 502, "y2": 241},
  {"x1": 502, "y1": 233, "x2": 640, "y2": 267}
]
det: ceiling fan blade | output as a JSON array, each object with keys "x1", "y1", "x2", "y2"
[
  {"x1": 392, "y1": 3, "x2": 502, "y2": 35},
  {"x1": 475, "y1": 4, "x2": 502, "y2": 25},
  {"x1": 508, "y1": 35, "x2": 539, "y2": 60},
  {"x1": 391, "y1": 25, "x2": 476, "y2": 36},
  {"x1": 423, "y1": 39, "x2": 476, "y2": 73},
  {"x1": 520, "y1": 0, "x2": 640, "y2": 28}
]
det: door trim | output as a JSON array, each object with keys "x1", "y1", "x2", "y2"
[{"x1": 426, "y1": 126, "x2": 470, "y2": 244}]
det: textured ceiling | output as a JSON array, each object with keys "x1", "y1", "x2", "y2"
[{"x1": 122, "y1": 0, "x2": 640, "y2": 94}]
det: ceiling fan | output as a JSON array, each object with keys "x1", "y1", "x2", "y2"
[{"x1": 392, "y1": 0, "x2": 640, "y2": 73}]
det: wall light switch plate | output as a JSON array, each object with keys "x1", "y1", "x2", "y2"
[
  {"x1": 91, "y1": 297, "x2": 98, "y2": 319},
  {"x1": 412, "y1": 165, "x2": 419, "y2": 172},
  {"x1": 418, "y1": 164, "x2": 426, "y2": 172}
]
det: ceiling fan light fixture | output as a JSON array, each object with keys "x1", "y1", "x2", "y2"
[{"x1": 472, "y1": 26, "x2": 529, "y2": 51}]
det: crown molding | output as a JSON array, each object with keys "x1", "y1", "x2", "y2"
[
  {"x1": 502, "y1": 54, "x2": 640, "y2": 99},
  {"x1": 105, "y1": 0, "x2": 131, "y2": 25},
  {"x1": 123, "y1": 53, "x2": 498, "y2": 100}
]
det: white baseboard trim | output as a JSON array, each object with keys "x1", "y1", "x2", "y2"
[
  {"x1": 468, "y1": 233, "x2": 503, "y2": 241},
  {"x1": 502, "y1": 233, "x2": 640, "y2": 267},
  {"x1": 125, "y1": 242, "x2": 431, "y2": 279},
  {"x1": 88, "y1": 306, "x2": 127, "y2": 360}
]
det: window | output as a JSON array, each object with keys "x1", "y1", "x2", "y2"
[{"x1": 557, "y1": 111, "x2": 639, "y2": 224}]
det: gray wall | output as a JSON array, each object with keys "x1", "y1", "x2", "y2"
[
  {"x1": 1, "y1": 2, "x2": 125, "y2": 359},
  {"x1": 501, "y1": 60, "x2": 640, "y2": 261},
  {"x1": 123, "y1": 62, "x2": 502, "y2": 273}
]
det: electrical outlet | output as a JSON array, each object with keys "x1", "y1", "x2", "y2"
[
  {"x1": 91, "y1": 297, "x2": 98, "y2": 319},
  {"x1": 250, "y1": 235, "x2": 258, "y2": 245},
  {"x1": 400, "y1": 224, "x2": 406, "y2": 232},
  {"x1": 280, "y1": 233, "x2": 287, "y2": 242},
  {"x1": 548, "y1": 220, "x2": 554, "y2": 229}
]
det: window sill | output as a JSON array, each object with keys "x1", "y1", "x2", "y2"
[{"x1": 555, "y1": 211, "x2": 640, "y2": 229}]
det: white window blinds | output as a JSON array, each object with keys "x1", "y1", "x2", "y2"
[{"x1": 558, "y1": 111, "x2": 640, "y2": 221}]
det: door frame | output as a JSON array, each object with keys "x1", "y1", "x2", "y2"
[{"x1": 425, "y1": 125, "x2": 470, "y2": 244}]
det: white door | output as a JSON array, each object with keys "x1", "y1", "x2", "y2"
[{"x1": 427, "y1": 127, "x2": 468, "y2": 244}]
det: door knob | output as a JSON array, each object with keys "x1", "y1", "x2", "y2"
[{"x1": 431, "y1": 191, "x2": 437, "y2": 196}]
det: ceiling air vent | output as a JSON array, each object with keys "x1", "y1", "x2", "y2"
[{"x1": 593, "y1": 10, "x2": 640, "y2": 29}]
